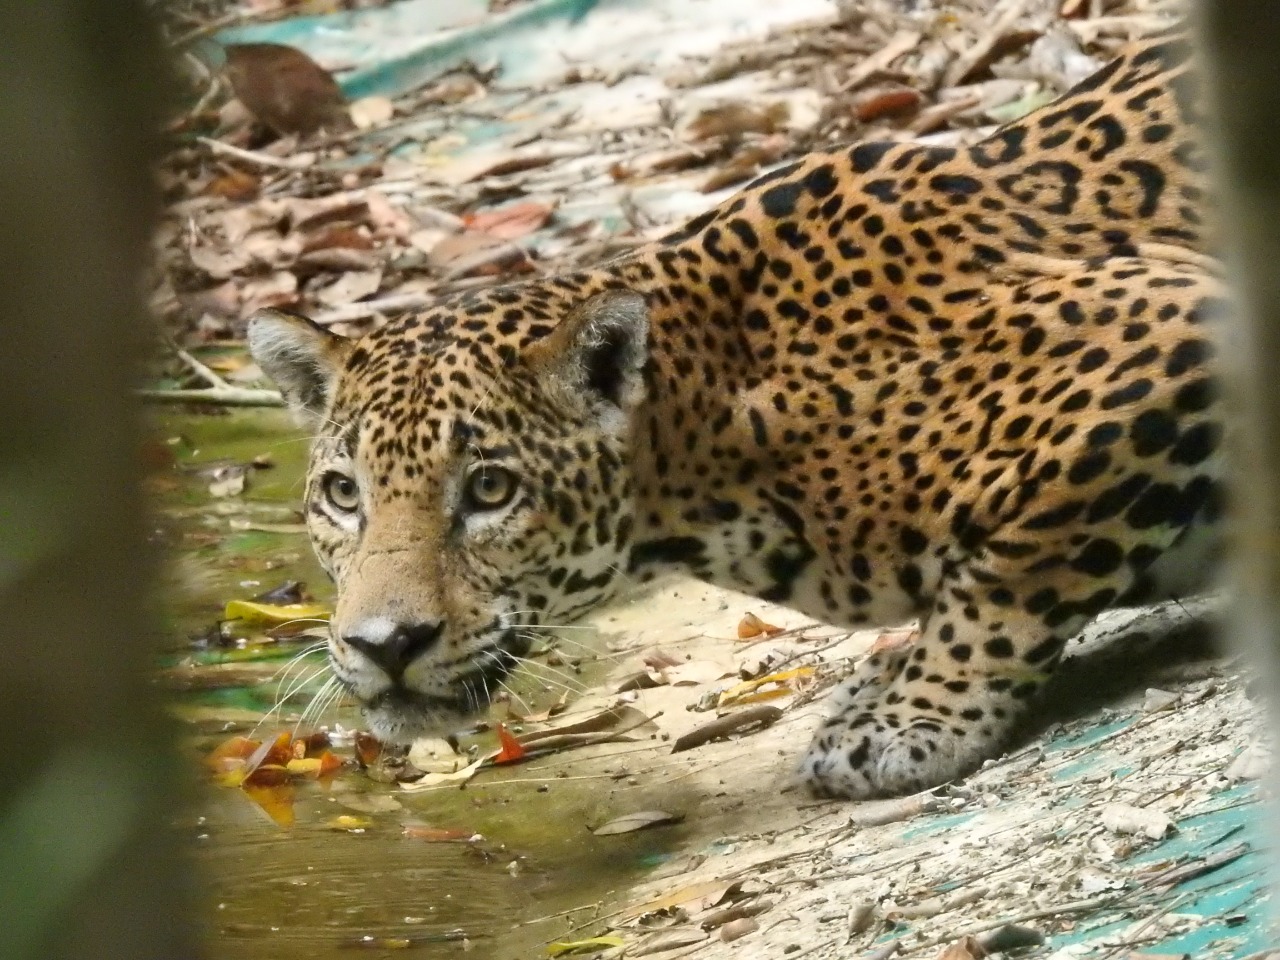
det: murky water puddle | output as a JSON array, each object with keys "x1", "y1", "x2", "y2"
[{"x1": 153, "y1": 409, "x2": 674, "y2": 959}]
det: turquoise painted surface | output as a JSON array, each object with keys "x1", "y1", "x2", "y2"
[{"x1": 218, "y1": 0, "x2": 605, "y2": 98}]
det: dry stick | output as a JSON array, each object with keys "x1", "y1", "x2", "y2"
[
  {"x1": 670, "y1": 704, "x2": 784, "y2": 753},
  {"x1": 197, "y1": 136, "x2": 316, "y2": 171},
  {"x1": 170, "y1": 342, "x2": 232, "y2": 391},
  {"x1": 138, "y1": 386, "x2": 285, "y2": 407},
  {"x1": 908, "y1": 93, "x2": 983, "y2": 135},
  {"x1": 1093, "y1": 893, "x2": 1191, "y2": 960},
  {"x1": 838, "y1": 29, "x2": 923, "y2": 92},
  {"x1": 943, "y1": 0, "x2": 1032, "y2": 88},
  {"x1": 896, "y1": 893, "x2": 1134, "y2": 956},
  {"x1": 311, "y1": 293, "x2": 439, "y2": 326}
]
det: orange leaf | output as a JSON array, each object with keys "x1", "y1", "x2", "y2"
[
  {"x1": 206, "y1": 735, "x2": 260, "y2": 772},
  {"x1": 286, "y1": 757, "x2": 323, "y2": 777},
  {"x1": 297, "y1": 731, "x2": 332, "y2": 758},
  {"x1": 301, "y1": 225, "x2": 374, "y2": 253},
  {"x1": 868, "y1": 628, "x2": 920, "y2": 655},
  {"x1": 494, "y1": 723, "x2": 527, "y2": 764},
  {"x1": 243, "y1": 763, "x2": 291, "y2": 787},
  {"x1": 206, "y1": 169, "x2": 260, "y2": 201},
  {"x1": 243, "y1": 784, "x2": 296, "y2": 827},
  {"x1": 355, "y1": 731, "x2": 383, "y2": 767},
  {"x1": 463, "y1": 201, "x2": 553, "y2": 240},
  {"x1": 245, "y1": 731, "x2": 293, "y2": 774},
  {"x1": 737, "y1": 612, "x2": 783, "y2": 639},
  {"x1": 317, "y1": 749, "x2": 344, "y2": 777}
]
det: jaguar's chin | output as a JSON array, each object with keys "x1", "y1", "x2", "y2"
[
  {"x1": 356, "y1": 635, "x2": 522, "y2": 744},
  {"x1": 361, "y1": 689, "x2": 471, "y2": 743}
]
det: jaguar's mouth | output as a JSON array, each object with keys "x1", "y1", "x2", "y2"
[{"x1": 354, "y1": 632, "x2": 523, "y2": 743}]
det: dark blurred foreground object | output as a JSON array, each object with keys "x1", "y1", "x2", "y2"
[
  {"x1": 1196, "y1": 0, "x2": 1280, "y2": 912},
  {"x1": 224, "y1": 42, "x2": 353, "y2": 136},
  {"x1": 0, "y1": 4, "x2": 201, "y2": 959}
]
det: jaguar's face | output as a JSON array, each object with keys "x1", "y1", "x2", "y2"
[{"x1": 247, "y1": 289, "x2": 648, "y2": 741}]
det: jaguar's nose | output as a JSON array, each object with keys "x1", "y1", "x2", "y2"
[{"x1": 343, "y1": 621, "x2": 443, "y2": 679}]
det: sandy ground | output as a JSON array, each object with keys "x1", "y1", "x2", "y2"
[{"x1": 497, "y1": 583, "x2": 1275, "y2": 960}]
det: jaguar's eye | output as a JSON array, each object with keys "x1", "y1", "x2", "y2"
[
  {"x1": 322, "y1": 471, "x2": 360, "y2": 513},
  {"x1": 463, "y1": 466, "x2": 518, "y2": 511}
]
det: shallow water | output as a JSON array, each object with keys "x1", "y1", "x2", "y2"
[{"x1": 154, "y1": 408, "x2": 671, "y2": 959}]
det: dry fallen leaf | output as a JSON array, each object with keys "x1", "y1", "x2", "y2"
[
  {"x1": 868, "y1": 627, "x2": 919, "y2": 655},
  {"x1": 406, "y1": 737, "x2": 463, "y2": 773},
  {"x1": 853, "y1": 85, "x2": 923, "y2": 122},
  {"x1": 519, "y1": 704, "x2": 657, "y2": 746},
  {"x1": 354, "y1": 732, "x2": 383, "y2": 767},
  {"x1": 621, "y1": 880, "x2": 743, "y2": 921},
  {"x1": 463, "y1": 201, "x2": 554, "y2": 240},
  {"x1": 632, "y1": 929, "x2": 709, "y2": 955},
  {"x1": 426, "y1": 231, "x2": 529, "y2": 278},
  {"x1": 684, "y1": 102, "x2": 789, "y2": 141},
  {"x1": 592, "y1": 810, "x2": 683, "y2": 836},
  {"x1": 315, "y1": 267, "x2": 383, "y2": 307},
  {"x1": 717, "y1": 667, "x2": 813, "y2": 707},
  {"x1": 663, "y1": 661, "x2": 729, "y2": 686},
  {"x1": 397, "y1": 755, "x2": 487, "y2": 792},
  {"x1": 223, "y1": 599, "x2": 331, "y2": 626},
  {"x1": 206, "y1": 169, "x2": 260, "y2": 201},
  {"x1": 494, "y1": 723, "x2": 528, "y2": 765},
  {"x1": 190, "y1": 245, "x2": 252, "y2": 281},
  {"x1": 935, "y1": 936, "x2": 985, "y2": 960},
  {"x1": 301, "y1": 225, "x2": 375, "y2": 254},
  {"x1": 242, "y1": 783, "x2": 296, "y2": 827},
  {"x1": 737, "y1": 612, "x2": 784, "y2": 639}
]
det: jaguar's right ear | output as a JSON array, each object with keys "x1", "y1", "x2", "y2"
[{"x1": 247, "y1": 309, "x2": 352, "y2": 424}]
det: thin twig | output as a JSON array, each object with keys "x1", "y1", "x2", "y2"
[
  {"x1": 311, "y1": 292, "x2": 438, "y2": 326},
  {"x1": 197, "y1": 136, "x2": 316, "y2": 171},
  {"x1": 171, "y1": 342, "x2": 232, "y2": 390},
  {"x1": 898, "y1": 894, "x2": 1134, "y2": 956},
  {"x1": 139, "y1": 387, "x2": 285, "y2": 407}
]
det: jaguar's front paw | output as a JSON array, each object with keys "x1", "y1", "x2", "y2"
[{"x1": 801, "y1": 711, "x2": 1005, "y2": 799}]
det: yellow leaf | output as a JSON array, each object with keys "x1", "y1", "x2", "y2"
[
  {"x1": 223, "y1": 600, "x2": 331, "y2": 626},
  {"x1": 546, "y1": 936, "x2": 625, "y2": 957},
  {"x1": 717, "y1": 666, "x2": 814, "y2": 708},
  {"x1": 285, "y1": 757, "x2": 322, "y2": 777}
]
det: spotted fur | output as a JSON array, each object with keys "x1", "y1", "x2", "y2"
[{"x1": 250, "y1": 31, "x2": 1225, "y2": 798}]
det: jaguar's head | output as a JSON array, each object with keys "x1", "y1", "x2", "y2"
[{"x1": 248, "y1": 286, "x2": 648, "y2": 742}]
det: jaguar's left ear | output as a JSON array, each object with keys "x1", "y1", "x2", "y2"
[{"x1": 525, "y1": 289, "x2": 649, "y2": 412}]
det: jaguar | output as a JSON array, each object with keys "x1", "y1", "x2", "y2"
[{"x1": 249, "y1": 28, "x2": 1225, "y2": 798}]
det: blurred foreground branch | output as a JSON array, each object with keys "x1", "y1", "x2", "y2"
[
  {"x1": 1196, "y1": 0, "x2": 1280, "y2": 917},
  {"x1": 0, "y1": 4, "x2": 200, "y2": 958}
]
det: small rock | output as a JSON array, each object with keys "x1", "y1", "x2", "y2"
[
  {"x1": 719, "y1": 917, "x2": 758, "y2": 942},
  {"x1": 1100, "y1": 803, "x2": 1174, "y2": 840},
  {"x1": 1143, "y1": 688, "x2": 1179, "y2": 712}
]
